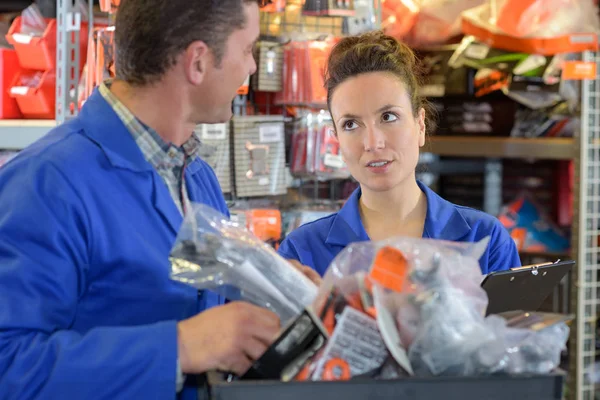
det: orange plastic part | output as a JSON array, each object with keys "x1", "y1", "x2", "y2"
[
  {"x1": 368, "y1": 246, "x2": 408, "y2": 293},
  {"x1": 245, "y1": 209, "x2": 282, "y2": 243},
  {"x1": 321, "y1": 358, "x2": 351, "y2": 381}
]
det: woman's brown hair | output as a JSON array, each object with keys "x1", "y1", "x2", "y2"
[{"x1": 325, "y1": 31, "x2": 436, "y2": 134}]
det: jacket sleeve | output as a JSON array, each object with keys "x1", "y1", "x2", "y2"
[
  {"x1": 0, "y1": 161, "x2": 178, "y2": 400},
  {"x1": 487, "y1": 224, "x2": 522, "y2": 273}
]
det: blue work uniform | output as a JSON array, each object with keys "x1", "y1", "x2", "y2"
[
  {"x1": 278, "y1": 181, "x2": 521, "y2": 276},
  {"x1": 0, "y1": 89, "x2": 226, "y2": 400}
]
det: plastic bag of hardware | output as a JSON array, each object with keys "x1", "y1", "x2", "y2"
[
  {"x1": 305, "y1": 237, "x2": 491, "y2": 379},
  {"x1": 170, "y1": 203, "x2": 318, "y2": 324}
]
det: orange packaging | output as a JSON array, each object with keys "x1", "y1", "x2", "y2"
[
  {"x1": 245, "y1": 209, "x2": 282, "y2": 243},
  {"x1": 368, "y1": 246, "x2": 408, "y2": 293},
  {"x1": 561, "y1": 61, "x2": 597, "y2": 80}
]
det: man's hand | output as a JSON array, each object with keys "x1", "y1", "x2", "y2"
[
  {"x1": 177, "y1": 302, "x2": 280, "y2": 376},
  {"x1": 288, "y1": 260, "x2": 322, "y2": 286}
]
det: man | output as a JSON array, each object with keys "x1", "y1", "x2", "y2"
[{"x1": 0, "y1": 1, "x2": 289, "y2": 399}]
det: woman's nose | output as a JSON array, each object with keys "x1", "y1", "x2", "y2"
[{"x1": 364, "y1": 127, "x2": 385, "y2": 152}]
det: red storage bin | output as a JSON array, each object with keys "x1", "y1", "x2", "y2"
[
  {"x1": 0, "y1": 49, "x2": 23, "y2": 119},
  {"x1": 9, "y1": 70, "x2": 55, "y2": 119},
  {"x1": 6, "y1": 17, "x2": 89, "y2": 72}
]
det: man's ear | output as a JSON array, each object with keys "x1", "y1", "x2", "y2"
[
  {"x1": 183, "y1": 41, "x2": 210, "y2": 85},
  {"x1": 417, "y1": 108, "x2": 426, "y2": 148}
]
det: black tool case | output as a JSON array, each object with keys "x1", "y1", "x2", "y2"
[{"x1": 199, "y1": 370, "x2": 565, "y2": 400}]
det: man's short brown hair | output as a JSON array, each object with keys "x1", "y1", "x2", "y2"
[{"x1": 114, "y1": 0, "x2": 261, "y2": 86}]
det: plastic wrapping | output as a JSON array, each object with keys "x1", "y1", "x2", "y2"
[
  {"x1": 461, "y1": 0, "x2": 600, "y2": 54},
  {"x1": 170, "y1": 203, "x2": 318, "y2": 324},
  {"x1": 308, "y1": 236, "x2": 570, "y2": 380},
  {"x1": 383, "y1": 0, "x2": 484, "y2": 47},
  {"x1": 20, "y1": 4, "x2": 47, "y2": 37}
]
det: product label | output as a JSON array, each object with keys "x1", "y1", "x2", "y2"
[
  {"x1": 10, "y1": 86, "x2": 29, "y2": 96},
  {"x1": 259, "y1": 123, "x2": 283, "y2": 143},
  {"x1": 311, "y1": 306, "x2": 388, "y2": 380},
  {"x1": 465, "y1": 43, "x2": 490, "y2": 60},
  {"x1": 258, "y1": 177, "x2": 270, "y2": 186},
  {"x1": 11, "y1": 33, "x2": 32, "y2": 44},
  {"x1": 562, "y1": 61, "x2": 597, "y2": 80},
  {"x1": 201, "y1": 124, "x2": 227, "y2": 140},
  {"x1": 323, "y1": 153, "x2": 345, "y2": 169}
]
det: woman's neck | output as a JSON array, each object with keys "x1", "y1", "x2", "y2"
[{"x1": 359, "y1": 178, "x2": 427, "y2": 240}]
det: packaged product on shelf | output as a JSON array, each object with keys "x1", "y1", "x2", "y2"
[
  {"x1": 195, "y1": 123, "x2": 232, "y2": 194},
  {"x1": 232, "y1": 115, "x2": 288, "y2": 197},
  {"x1": 498, "y1": 196, "x2": 571, "y2": 253},
  {"x1": 170, "y1": 203, "x2": 317, "y2": 325},
  {"x1": 343, "y1": 0, "x2": 377, "y2": 35},
  {"x1": 302, "y1": 0, "x2": 356, "y2": 17},
  {"x1": 461, "y1": 0, "x2": 600, "y2": 55},
  {"x1": 383, "y1": 0, "x2": 484, "y2": 48},
  {"x1": 261, "y1": 0, "x2": 286, "y2": 12},
  {"x1": 252, "y1": 41, "x2": 284, "y2": 92},
  {"x1": 275, "y1": 38, "x2": 335, "y2": 107},
  {"x1": 83, "y1": 26, "x2": 115, "y2": 104},
  {"x1": 290, "y1": 109, "x2": 350, "y2": 180}
]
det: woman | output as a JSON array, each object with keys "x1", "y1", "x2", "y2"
[{"x1": 278, "y1": 31, "x2": 521, "y2": 277}]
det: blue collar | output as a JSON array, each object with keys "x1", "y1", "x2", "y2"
[
  {"x1": 325, "y1": 180, "x2": 472, "y2": 246},
  {"x1": 76, "y1": 88, "x2": 205, "y2": 175}
]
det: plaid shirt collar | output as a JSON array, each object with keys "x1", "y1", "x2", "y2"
[{"x1": 99, "y1": 81, "x2": 201, "y2": 171}]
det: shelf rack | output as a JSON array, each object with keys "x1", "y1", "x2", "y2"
[{"x1": 0, "y1": 2, "x2": 596, "y2": 399}]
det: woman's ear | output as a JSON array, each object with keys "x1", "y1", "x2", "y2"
[{"x1": 417, "y1": 108, "x2": 426, "y2": 147}]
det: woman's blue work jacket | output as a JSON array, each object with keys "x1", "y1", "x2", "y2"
[{"x1": 278, "y1": 181, "x2": 521, "y2": 276}]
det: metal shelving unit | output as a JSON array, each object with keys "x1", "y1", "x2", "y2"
[
  {"x1": 569, "y1": 49, "x2": 600, "y2": 400},
  {"x1": 428, "y1": 136, "x2": 576, "y2": 160},
  {"x1": 0, "y1": 120, "x2": 55, "y2": 150}
]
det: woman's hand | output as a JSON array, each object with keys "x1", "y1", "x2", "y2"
[{"x1": 288, "y1": 260, "x2": 322, "y2": 286}]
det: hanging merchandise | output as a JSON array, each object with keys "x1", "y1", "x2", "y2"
[
  {"x1": 302, "y1": 0, "x2": 356, "y2": 17},
  {"x1": 461, "y1": 0, "x2": 600, "y2": 55},
  {"x1": 233, "y1": 115, "x2": 288, "y2": 197},
  {"x1": 290, "y1": 109, "x2": 350, "y2": 180},
  {"x1": 275, "y1": 38, "x2": 335, "y2": 106},
  {"x1": 262, "y1": 0, "x2": 287, "y2": 12},
  {"x1": 195, "y1": 123, "x2": 232, "y2": 194},
  {"x1": 99, "y1": 0, "x2": 121, "y2": 13},
  {"x1": 343, "y1": 0, "x2": 377, "y2": 35},
  {"x1": 246, "y1": 209, "x2": 283, "y2": 248},
  {"x1": 383, "y1": 0, "x2": 485, "y2": 48},
  {"x1": 83, "y1": 26, "x2": 115, "y2": 104},
  {"x1": 282, "y1": 202, "x2": 339, "y2": 237},
  {"x1": 252, "y1": 41, "x2": 284, "y2": 93},
  {"x1": 498, "y1": 196, "x2": 571, "y2": 254}
]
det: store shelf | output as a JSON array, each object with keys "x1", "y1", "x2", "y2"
[
  {"x1": 0, "y1": 120, "x2": 55, "y2": 150},
  {"x1": 427, "y1": 136, "x2": 576, "y2": 160}
]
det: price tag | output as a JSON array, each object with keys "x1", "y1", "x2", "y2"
[
  {"x1": 258, "y1": 177, "x2": 270, "y2": 186},
  {"x1": 11, "y1": 33, "x2": 32, "y2": 44},
  {"x1": 323, "y1": 153, "x2": 345, "y2": 169},
  {"x1": 465, "y1": 43, "x2": 490, "y2": 60},
  {"x1": 201, "y1": 124, "x2": 227, "y2": 140},
  {"x1": 10, "y1": 86, "x2": 29, "y2": 95},
  {"x1": 259, "y1": 123, "x2": 283, "y2": 143}
]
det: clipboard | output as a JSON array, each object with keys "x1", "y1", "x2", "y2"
[{"x1": 481, "y1": 260, "x2": 574, "y2": 316}]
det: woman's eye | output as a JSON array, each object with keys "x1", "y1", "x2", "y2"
[
  {"x1": 343, "y1": 120, "x2": 358, "y2": 130},
  {"x1": 382, "y1": 112, "x2": 398, "y2": 122}
]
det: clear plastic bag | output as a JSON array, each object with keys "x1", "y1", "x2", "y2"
[
  {"x1": 312, "y1": 236, "x2": 570, "y2": 378},
  {"x1": 21, "y1": 4, "x2": 47, "y2": 37},
  {"x1": 170, "y1": 203, "x2": 318, "y2": 324}
]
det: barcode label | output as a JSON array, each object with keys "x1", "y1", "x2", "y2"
[
  {"x1": 259, "y1": 123, "x2": 283, "y2": 143},
  {"x1": 201, "y1": 124, "x2": 227, "y2": 140}
]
